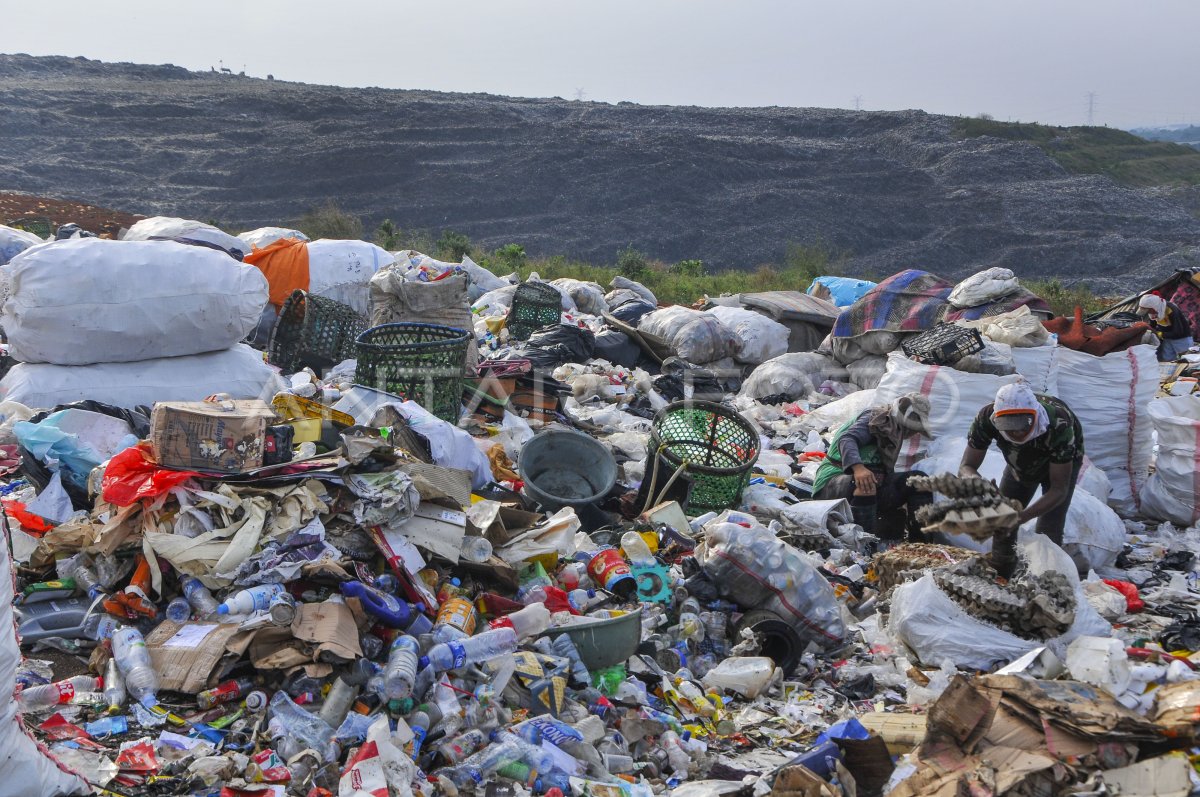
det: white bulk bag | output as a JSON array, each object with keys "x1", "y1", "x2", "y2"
[
  {"x1": 639, "y1": 306, "x2": 740, "y2": 365},
  {"x1": 708, "y1": 306, "x2": 789, "y2": 365},
  {"x1": 1, "y1": 514, "x2": 91, "y2": 796},
  {"x1": 305, "y1": 239, "x2": 394, "y2": 317},
  {"x1": 0, "y1": 345, "x2": 285, "y2": 410},
  {"x1": 1055, "y1": 345, "x2": 1157, "y2": 516},
  {"x1": 122, "y1": 216, "x2": 249, "y2": 258},
  {"x1": 551, "y1": 278, "x2": 607, "y2": 317},
  {"x1": 2, "y1": 239, "x2": 268, "y2": 365},
  {"x1": 237, "y1": 227, "x2": 309, "y2": 250},
  {"x1": 948, "y1": 267, "x2": 1020, "y2": 309},
  {"x1": 0, "y1": 224, "x2": 43, "y2": 266},
  {"x1": 1140, "y1": 396, "x2": 1200, "y2": 526}
]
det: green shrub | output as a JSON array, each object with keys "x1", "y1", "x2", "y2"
[
  {"x1": 1025, "y1": 278, "x2": 1109, "y2": 317},
  {"x1": 436, "y1": 230, "x2": 472, "y2": 261},
  {"x1": 669, "y1": 259, "x2": 706, "y2": 277},
  {"x1": 492, "y1": 243, "x2": 527, "y2": 271},
  {"x1": 294, "y1": 201, "x2": 363, "y2": 240},
  {"x1": 617, "y1": 246, "x2": 650, "y2": 279}
]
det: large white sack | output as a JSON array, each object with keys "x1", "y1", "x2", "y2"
[
  {"x1": 1007, "y1": 343, "x2": 1060, "y2": 394},
  {"x1": 1, "y1": 515, "x2": 91, "y2": 796},
  {"x1": 551, "y1": 278, "x2": 607, "y2": 316},
  {"x1": 392, "y1": 250, "x2": 507, "y2": 301},
  {"x1": 306, "y1": 239, "x2": 395, "y2": 317},
  {"x1": 122, "y1": 216, "x2": 249, "y2": 258},
  {"x1": 948, "y1": 267, "x2": 1019, "y2": 309},
  {"x1": 875, "y1": 352, "x2": 1020, "y2": 470},
  {"x1": 237, "y1": 226, "x2": 308, "y2": 250},
  {"x1": 708, "y1": 306, "x2": 790, "y2": 365},
  {"x1": 890, "y1": 535, "x2": 1110, "y2": 670},
  {"x1": 1140, "y1": 396, "x2": 1200, "y2": 526},
  {"x1": 639, "y1": 306, "x2": 740, "y2": 365},
  {"x1": 0, "y1": 345, "x2": 286, "y2": 410},
  {"x1": 0, "y1": 224, "x2": 43, "y2": 266},
  {"x1": 1055, "y1": 345, "x2": 1157, "y2": 517},
  {"x1": 740, "y1": 352, "x2": 843, "y2": 400},
  {"x1": 797, "y1": 389, "x2": 879, "y2": 435},
  {"x1": 1, "y1": 239, "x2": 269, "y2": 365}
]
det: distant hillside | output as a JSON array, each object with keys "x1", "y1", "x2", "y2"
[
  {"x1": 1, "y1": 54, "x2": 1199, "y2": 287},
  {"x1": 1129, "y1": 125, "x2": 1200, "y2": 152}
]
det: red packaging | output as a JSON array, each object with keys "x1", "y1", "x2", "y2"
[
  {"x1": 475, "y1": 592, "x2": 525, "y2": 618},
  {"x1": 586, "y1": 548, "x2": 633, "y2": 591},
  {"x1": 1102, "y1": 579, "x2": 1145, "y2": 613},
  {"x1": 248, "y1": 749, "x2": 291, "y2": 783},
  {"x1": 116, "y1": 741, "x2": 159, "y2": 773}
]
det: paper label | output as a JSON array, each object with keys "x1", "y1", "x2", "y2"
[{"x1": 162, "y1": 623, "x2": 218, "y2": 649}]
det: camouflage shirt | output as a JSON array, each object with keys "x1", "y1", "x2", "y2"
[{"x1": 966, "y1": 395, "x2": 1084, "y2": 482}]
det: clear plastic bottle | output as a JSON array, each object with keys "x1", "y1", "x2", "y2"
[
  {"x1": 487, "y1": 602, "x2": 550, "y2": 639},
  {"x1": 659, "y1": 730, "x2": 692, "y2": 774},
  {"x1": 459, "y1": 536, "x2": 493, "y2": 563},
  {"x1": 419, "y1": 627, "x2": 519, "y2": 672},
  {"x1": 437, "y1": 728, "x2": 489, "y2": 765},
  {"x1": 700, "y1": 611, "x2": 728, "y2": 655},
  {"x1": 268, "y1": 690, "x2": 340, "y2": 763},
  {"x1": 103, "y1": 658, "x2": 125, "y2": 712},
  {"x1": 165, "y1": 597, "x2": 192, "y2": 623},
  {"x1": 620, "y1": 531, "x2": 656, "y2": 568},
  {"x1": 408, "y1": 710, "x2": 431, "y2": 760},
  {"x1": 111, "y1": 626, "x2": 159, "y2": 706},
  {"x1": 216, "y1": 584, "x2": 285, "y2": 616},
  {"x1": 383, "y1": 635, "x2": 420, "y2": 701},
  {"x1": 318, "y1": 677, "x2": 359, "y2": 729},
  {"x1": 58, "y1": 555, "x2": 105, "y2": 600},
  {"x1": 444, "y1": 737, "x2": 525, "y2": 786},
  {"x1": 180, "y1": 575, "x2": 219, "y2": 618},
  {"x1": 550, "y1": 634, "x2": 592, "y2": 685},
  {"x1": 17, "y1": 675, "x2": 101, "y2": 711}
]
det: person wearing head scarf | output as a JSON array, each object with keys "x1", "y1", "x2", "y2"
[
  {"x1": 959, "y1": 380, "x2": 1085, "y2": 577},
  {"x1": 812, "y1": 392, "x2": 934, "y2": 539},
  {"x1": 1138, "y1": 293, "x2": 1194, "y2": 362}
]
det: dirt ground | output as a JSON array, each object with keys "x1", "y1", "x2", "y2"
[{"x1": 0, "y1": 192, "x2": 144, "y2": 238}]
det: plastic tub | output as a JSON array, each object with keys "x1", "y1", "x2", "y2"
[
  {"x1": 538, "y1": 607, "x2": 643, "y2": 671},
  {"x1": 519, "y1": 429, "x2": 617, "y2": 511}
]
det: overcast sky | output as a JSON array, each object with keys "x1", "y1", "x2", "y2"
[{"x1": 4, "y1": 0, "x2": 1196, "y2": 129}]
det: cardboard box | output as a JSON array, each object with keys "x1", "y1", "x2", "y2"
[
  {"x1": 150, "y1": 400, "x2": 277, "y2": 473},
  {"x1": 145, "y1": 620, "x2": 251, "y2": 692}
]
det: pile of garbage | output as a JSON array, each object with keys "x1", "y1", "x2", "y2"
[{"x1": 4, "y1": 218, "x2": 1200, "y2": 797}]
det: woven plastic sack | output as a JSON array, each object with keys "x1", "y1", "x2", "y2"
[
  {"x1": 639, "y1": 306, "x2": 740, "y2": 365},
  {"x1": 392, "y1": 250, "x2": 506, "y2": 301},
  {"x1": 708, "y1": 306, "x2": 789, "y2": 365},
  {"x1": 608, "y1": 275, "x2": 657, "y2": 306},
  {"x1": 368, "y1": 269, "x2": 477, "y2": 368},
  {"x1": 740, "y1": 352, "x2": 837, "y2": 400},
  {"x1": 2, "y1": 238, "x2": 268, "y2": 365},
  {"x1": 306, "y1": 240, "x2": 394, "y2": 318},
  {"x1": 948, "y1": 267, "x2": 1020, "y2": 309},
  {"x1": 1, "y1": 511, "x2": 91, "y2": 794},
  {"x1": 0, "y1": 345, "x2": 285, "y2": 410},
  {"x1": 0, "y1": 224, "x2": 43, "y2": 266},
  {"x1": 237, "y1": 227, "x2": 308, "y2": 250},
  {"x1": 1140, "y1": 396, "x2": 1200, "y2": 526},
  {"x1": 846, "y1": 355, "x2": 888, "y2": 390},
  {"x1": 122, "y1": 216, "x2": 249, "y2": 258}
]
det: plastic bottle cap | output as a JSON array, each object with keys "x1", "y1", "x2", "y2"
[
  {"x1": 418, "y1": 656, "x2": 430, "y2": 670},
  {"x1": 216, "y1": 605, "x2": 229, "y2": 615}
]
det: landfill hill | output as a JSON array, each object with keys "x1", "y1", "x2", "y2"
[{"x1": 2, "y1": 53, "x2": 1200, "y2": 289}]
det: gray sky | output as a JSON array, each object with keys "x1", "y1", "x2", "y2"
[{"x1": 4, "y1": 0, "x2": 1196, "y2": 129}]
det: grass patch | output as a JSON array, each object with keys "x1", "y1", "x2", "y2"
[
  {"x1": 953, "y1": 118, "x2": 1200, "y2": 187},
  {"x1": 1024, "y1": 278, "x2": 1111, "y2": 317}
]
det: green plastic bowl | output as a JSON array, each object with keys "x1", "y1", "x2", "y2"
[{"x1": 538, "y1": 607, "x2": 643, "y2": 671}]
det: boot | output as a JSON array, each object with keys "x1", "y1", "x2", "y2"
[{"x1": 849, "y1": 495, "x2": 877, "y2": 536}]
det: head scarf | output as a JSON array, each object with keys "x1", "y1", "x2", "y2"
[
  {"x1": 868, "y1": 392, "x2": 932, "y2": 471},
  {"x1": 992, "y1": 380, "x2": 1049, "y2": 444},
  {"x1": 1139, "y1": 293, "x2": 1167, "y2": 318}
]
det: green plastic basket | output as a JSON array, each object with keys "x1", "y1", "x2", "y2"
[
  {"x1": 648, "y1": 401, "x2": 760, "y2": 514},
  {"x1": 267, "y1": 290, "x2": 367, "y2": 375},
  {"x1": 354, "y1": 323, "x2": 471, "y2": 422},
  {"x1": 6, "y1": 216, "x2": 53, "y2": 238},
  {"x1": 508, "y1": 282, "x2": 562, "y2": 341}
]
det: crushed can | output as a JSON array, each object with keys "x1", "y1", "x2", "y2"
[{"x1": 268, "y1": 592, "x2": 297, "y2": 626}]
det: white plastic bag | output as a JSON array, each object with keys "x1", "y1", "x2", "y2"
[
  {"x1": 948, "y1": 267, "x2": 1019, "y2": 309},
  {"x1": 798, "y1": 389, "x2": 878, "y2": 434},
  {"x1": 305, "y1": 239, "x2": 395, "y2": 317},
  {"x1": 0, "y1": 345, "x2": 286, "y2": 410},
  {"x1": 236, "y1": 226, "x2": 308, "y2": 250},
  {"x1": 378, "y1": 401, "x2": 492, "y2": 489},
  {"x1": 1, "y1": 511, "x2": 91, "y2": 796},
  {"x1": 639, "y1": 306, "x2": 740, "y2": 365},
  {"x1": 708, "y1": 306, "x2": 789, "y2": 365},
  {"x1": 121, "y1": 216, "x2": 249, "y2": 258},
  {"x1": 551, "y1": 278, "x2": 607, "y2": 316},
  {"x1": 608, "y1": 275, "x2": 657, "y2": 306},
  {"x1": 1140, "y1": 396, "x2": 1200, "y2": 526},
  {"x1": 846, "y1": 355, "x2": 888, "y2": 390},
  {"x1": 0, "y1": 224, "x2": 43, "y2": 266},
  {"x1": 1055, "y1": 345, "x2": 1157, "y2": 516},
  {"x1": 957, "y1": 305, "x2": 1050, "y2": 348},
  {"x1": 2, "y1": 238, "x2": 268, "y2": 365},
  {"x1": 740, "y1": 352, "x2": 840, "y2": 400}
]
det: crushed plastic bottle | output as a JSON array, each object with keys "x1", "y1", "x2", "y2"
[
  {"x1": 110, "y1": 626, "x2": 158, "y2": 706},
  {"x1": 102, "y1": 658, "x2": 125, "y2": 712},
  {"x1": 17, "y1": 675, "x2": 101, "y2": 711},
  {"x1": 268, "y1": 690, "x2": 340, "y2": 763},
  {"x1": 488, "y1": 601, "x2": 550, "y2": 639},
  {"x1": 216, "y1": 583, "x2": 285, "y2": 616},
  {"x1": 180, "y1": 574, "x2": 219, "y2": 618}
]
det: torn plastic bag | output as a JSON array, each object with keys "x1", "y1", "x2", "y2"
[
  {"x1": 551, "y1": 278, "x2": 607, "y2": 316},
  {"x1": 491, "y1": 324, "x2": 596, "y2": 370},
  {"x1": 101, "y1": 443, "x2": 201, "y2": 507},
  {"x1": 948, "y1": 267, "x2": 1020, "y2": 309},
  {"x1": 638, "y1": 306, "x2": 740, "y2": 365},
  {"x1": 0, "y1": 223, "x2": 43, "y2": 266},
  {"x1": 707, "y1": 306, "x2": 789, "y2": 365},
  {"x1": 652, "y1": 357, "x2": 735, "y2": 403},
  {"x1": 372, "y1": 400, "x2": 492, "y2": 489}
]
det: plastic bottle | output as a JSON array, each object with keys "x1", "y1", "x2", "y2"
[
  {"x1": 568, "y1": 588, "x2": 605, "y2": 612},
  {"x1": 620, "y1": 531, "x2": 656, "y2": 568},
  {"x1": 444, "y1": 737, "x2": 525, "y2": 786},
  {"x1": 459, "y1": 536, "x2": 493, "y2": 563},
  {"x1": 216, "y1": 584, "x2": 285, "y2": 616},
  {"x1": 111, "y1": 626, "x2": 158, "y2": 706},
  {"x1": 197, "y1": 677, "x2": 255, "y2": 710},
  {"x1": 659, "y1": 730, "x2": 692, "y2": 774},
  {"x1": 437, "y1": 728, "x2": 489, "y2": 765},
  {"x1": 408, "y1": 711, "x2": 431, "y2": 760},
  {"x1": 420, "y1": 627, "x2": 519, "y2": 672},
  {"x1": 17, "y1": 675, "x2": 102, "y2": 711},
  {"x1": 268, "y1": 690, "x2": 340, "y2": 764},
  {"x1": 487, "y1": 602, "x2": 550, "y2": 639},
  {"x1": 318, "y1": 678, "x2": 359, "y2": 729},
  {"x1": 340, "y1": 581, "x2": 434, "y2": 635},
  {"x1": 383, "y1": 635, "x2": 420, "y2": 700},
  {"x1": 178, "y1": 575, "x2": 219, "y2": 618},
  {"x1": 165, "y1": 597, "x2": 192, "y2": 623},
  {"x1": 85, "y1": 715, "x2": 129, "y2": 737},
  {"x1": 103, "y1": 658, "x2": 125, "y2": 712},
  {"x1": 674, "y1": 677, "x2": 717, "y2": 718},
  {"x1": 433, "y1": 597, "x2": 478, "y2": 643},
  {"x1": 556, "y1": 562, "x2": 587, "y2": 591},
  {"x1": 59, "y1": 555, "x2": 105, "y2": 600}
]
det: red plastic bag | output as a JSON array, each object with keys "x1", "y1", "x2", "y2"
[
  {"x1": 101, "y1": 443, "x2": 200, "y2": 507},
  {"x1": 1103, "y1": 579, "x2": 1145, "y2": 613}
]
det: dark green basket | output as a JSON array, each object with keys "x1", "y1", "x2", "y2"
[
  {"x1": 7, "y1": 216, "x2": 53, "y2": 238},
  {"x1": 354, "y1": 323, "x2": 471, "y2": 422},
  {"x1": 267, "y1": 290, "x2": 367, "y2": 375},
  {"x1": 508, "y1": 282, "x2": 562, "y2": 341},
  {"x1": 648, "y1": 401, "x2": 760, "y2": 514}
]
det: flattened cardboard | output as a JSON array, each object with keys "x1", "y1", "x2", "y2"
[
  {"x1": 150, "y1": 400, "x2": 276, "y2": 473},
  {"x1": 1101, "y1": 753, "x2": 1192, "y2": 797},
  {"x1": 925, "y1": 674, "x2": 999, "y2": 750},
  {"x1": 390, "y1": 502, "x2": 467, "y2": 562},
  {"x1": 145, "y1": 620, "x2": 246, "y2": 693},
  {"x1": 290, "y1": 601, "x2": 361, "y2": 663}
]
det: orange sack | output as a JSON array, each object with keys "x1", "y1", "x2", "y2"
[{"x1": 243, "y1": 237, "x2": 310, "y2": 310}]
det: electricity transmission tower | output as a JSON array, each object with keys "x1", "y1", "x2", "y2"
[
  {"x1": 853, "y1": 95, "x2": 862, "y2": 111},
  {"x1": 1085, "y1": 92, "x2": 1096, "y2": 125}
]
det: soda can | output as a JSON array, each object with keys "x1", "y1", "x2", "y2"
[{"x1": 268, "y1": 592, "x2": 297, "y2": 626}]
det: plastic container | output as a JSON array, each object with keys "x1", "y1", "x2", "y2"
[
  {"x1": 433, "y1": 597, "x2": 478, "y2": 643},
  {"x1": 585, "y1": 549, "x2": 635, "y2": 598},
  {"x1": 197, "y1": 677, "x2": 255, "y2": 710},
  {"x1": 59, "y1": 556, "x2": 105, "y2": 600},
  {"x1": 268, "y1": 691, "x2": 340, "y2": 764},
  {"x1": 180, "y1": 575, "x2": 219, "y2": 618},
  {"x1": 111, "y1": 626, "x2": 158, "y2": 706},
  {"x1": 536, "y1": 608, "x2": 643, "y2": 671},
  {"x1": 507, "y1": 281, "x2": 563, "y2": 341},
  {"x1": 15, "y1": 596, "x2": 115, "y2": 644},
  {"x1": 420, "y1": 627, "x2": 519, "y2": 672},
  {"x1": 383, "y1": 635, "x2": 420, "y2": 700},
  {"x1": 17, "y1": 676, "x2": 101, "y2": 711},
  {"x1": 459, "y1": 535, "x2": 493, "y2": 563},
  {"x1": 318, "y1": 678, "x2": 359, "y2": 729},
  {"x1": 165, "y1": 597, "x2": 191, "y2": 623},
  {"x1": 620, "y1": 531, "x2": 656, "y2": 568},
  {"x1": 519, "y1": 429, "x2": 617, "y2": 512},
  {"x1": 438, "y1": 728, "x2": 489, "y2": 765},
  {"x1": 645, "y1": 401, "x2": 760, "y2": 514},
  {"x1": 488, "y1": 602, "x2": 550, "y2": 639},
  {"x1": 354, "y1": 322, "x2": 471, "y2": 422},
  {"x1": 267, "y1": 289, "x2": 367, "y2": 375},
  {"x1": 217, "y1": 584, "x2": 285, "y2": 616},
  {"x1": 341, "y1": 581, "x2": 434, "y2": 635},
  {"x1": 103, "y1": 658, "x2": 126, "y2": 711}
]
